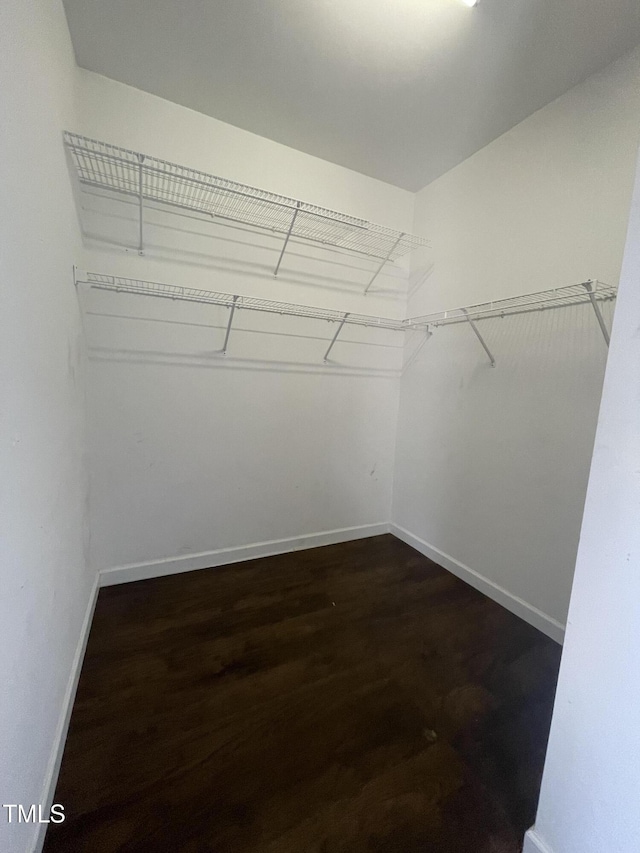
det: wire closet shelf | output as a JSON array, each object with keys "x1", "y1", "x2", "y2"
[
  {"x1": 76, "y1": 272, "x2": 616, "y2": 363},
  {"x1": 80, "y1": 272, "x2": 405, "y2": 330},
  {"x1": 77, "y1": 272, "x2": 407, "y2": 360},
  {"x1": 404, "y1": 279, "x2": 616, "y2": 364},
  {"x1": 404, "y1": 280, "x2": 618, "y2": 328},
  {"x1": 64, "y1": 132, "x2": 430, "y2": 289}
]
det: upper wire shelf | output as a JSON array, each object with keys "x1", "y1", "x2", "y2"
[
  {"x1": 64, "y1": 132, "x2": 430, "y2": 290},
  {"x1": 76, "y1": 272, "x2": 616, "y2": 365}
]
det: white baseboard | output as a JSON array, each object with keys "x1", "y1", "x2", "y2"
[
  {"x1": 99, "y1": 523, "x2": 391, "y2": 586},
  {"x1": 523, "y1": 828, "x2": 554, "y2": 853},
  {"x1": 390, "y1": 524, "x2": 565, "y2": 644},
  {"x1": 33, "y1": 575, "x2": 100, "y2": 853}
]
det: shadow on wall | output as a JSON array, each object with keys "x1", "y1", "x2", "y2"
[
  {"x1": 407, "y1": 251, "x2": 436, "y2": 301},
  {"x1": 79, "y1": 290, "x2": 405, "y2": 377},
  {"x1": 394, "y1": 299, "x2": 615, "y2": 627},
  {"x1": 75, "y1": 187, "x2": 414, "y2": 301}
]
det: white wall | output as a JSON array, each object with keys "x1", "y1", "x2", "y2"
[
  {"x1": 393, "y1": 47, "x2": 640, "y2": 637},
  {"x1": 0, "y1": 2, "x2": 91, "y2": 852},
  {"x1": 72, "y1": 72, "x2": 414, "y2": 576},
  {"x1": 524, "y1": 137, "x2": 640, "y2": 853},
  {"x1": 75, "y1": 68, "x2": 412, "y2": 233},
  {"x1": 1, "y1": 7, "x2": 638, "y2": 851}
]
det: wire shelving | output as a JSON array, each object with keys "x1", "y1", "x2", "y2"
[
  {"x1": 404, "y1": 280, "x2": 616, "y2": 365},
  {"x1": 76, "y1": 272, "x2": 616, "y2": 365},
  {"x1": 404, "y1": 281, "x2": 617, "y2": 328},
  {"x1": 76, "y1": 271, "x2": 407, "y2": 361},
  {"x1": 64, "y1": 132, "x2": 430, "y2": 291}
]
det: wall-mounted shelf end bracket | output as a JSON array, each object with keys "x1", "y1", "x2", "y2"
[
  {"x1": 222, "y1": 295, "x2": 239, "y2": 355},
  {"x1": 462, "y1": 308, "x2": 496, "y2": 367},
  {"x1": 274, "y1": 201, "x2": 301, "y2": 277},
  {"x1": 324, "y1": 313, "x2": 350, "y2": 362},
  {"x1": 582, "y1": 280, "x2": 611, "y2": 346}
]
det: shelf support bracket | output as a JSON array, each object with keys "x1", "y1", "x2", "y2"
[
  {"x1": 364, "y1": 233, "x2": 404, "y2": 295},
  {"x1": 222, "y1": 295, "x2": 239, "y2": 355},
  {"x1": 274, "y1": 201, "x2": 301, "y2": 277},
  {"x1": 137, "y1": 154, "x2": 145, "y2": 255},
  {"x1": 324, "y1": 313, "x2": 350, "y2": 362},
  {"x1": 463, "y1": 309, "x2": 496, "y2": 367},
  {"x1": 401, "y1": 325, "x2": 432, "y2": 375},
  {"x1": 582, "y1": 280, "x2": 610, "y2": 346}
]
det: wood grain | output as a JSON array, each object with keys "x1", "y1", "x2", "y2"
[{"x1": 44, "y1": 534, "x2": 560, "y2": 852}]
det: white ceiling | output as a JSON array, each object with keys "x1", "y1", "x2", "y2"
[{"x1": 62, "y1": 0, "x2": 640, "y2": 191}]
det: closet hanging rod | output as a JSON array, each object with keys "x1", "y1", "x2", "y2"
[
  {"x1": 404, "y1": 280, "x2": 617, "y2": 329},
  {"x1": 75, "y1": 272, "x2": 617, "y2": 364},
  {"x1": 74, "y1": 271, "x2": 408, "y2": 332},
  {"x1": 77, "y1": 272, "x2": 616, "y2": 333},
  {"x1": 403, "y1": 280, "x2": 617, "y2": 366},
  {"x1": 64, "y1": 132, "x2": 430, "y2": 282}
]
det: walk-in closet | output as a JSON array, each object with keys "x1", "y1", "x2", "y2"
[{"x1": 3, "y1": 2, "x2": 640, "y2": 852}]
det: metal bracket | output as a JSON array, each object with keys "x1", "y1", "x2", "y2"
[
  {"x1": 137, "y1": 154, "x2": 145, "y2": 255},
  {"x1": 274, "y1": 201, "x2": 301, "y2": 277},
  {"x1": 401, "y1": 324, "x2": 432, "y2": 375},
  {"x1": 364, "y1": 233, "x2": 405, "y2": 295},
  {"x1": 222, "y1": 295, "x2": 239, "y2": 355},
  {"x1": 582, "y1": 280, "x2": 610, "y2": 346},
  {"x1": 462, "y1": 308, "x2": 496, "y2": 367},
  {"x1": 324, "y1": 312, "x2": 350, "y2": 362}
]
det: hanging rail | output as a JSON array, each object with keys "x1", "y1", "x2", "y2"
[
  {"x1": 75, "y1": 272, "x2": 617, "y2": 363},
  {"x1": 64, "y1": 132, "x2": 429, "y2": 286},
  {"x1": 404, "y1": 280, "x2": 617, "y2": 365},
  {"x1": 76, "y1": 272, "x2": 406, "y2": 329},
  {"x1": 74, "y1": 271, "x2": 407, "y2": 360}
]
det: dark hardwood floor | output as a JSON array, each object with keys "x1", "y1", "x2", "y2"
[{"x1": 44, "y1": 534, "x2": 561, "y2": 853}]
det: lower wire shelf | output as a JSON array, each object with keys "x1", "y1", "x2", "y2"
[
  {"x1": 75, "y1": 271, "x2": 617, "y2": 365},
  {"x1": 76, "y1": 271, "x2": 409, "y2": 362}
]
